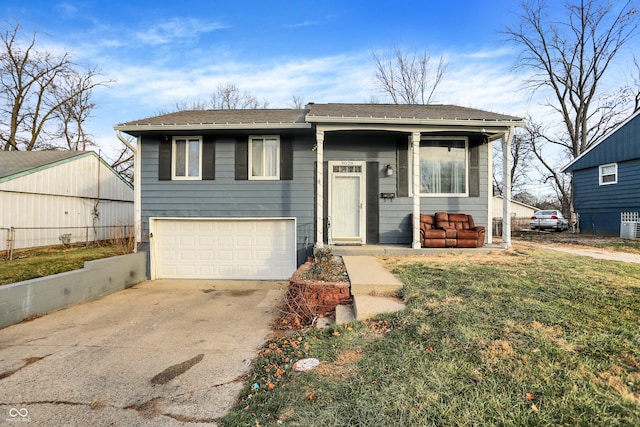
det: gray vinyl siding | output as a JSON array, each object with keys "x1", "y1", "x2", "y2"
[
  {"x1": 572, "y1": 159, "x2": 640, "y2": 235},
  {"x1": 140, "y1": 135, "x2": 316, "y2": 263},
  {"x1": 140, "y1": 130, "x2": 490, "y2": 257},
  {"x1": 323, "y1": 133, "x2": 489, "y2": 244}
]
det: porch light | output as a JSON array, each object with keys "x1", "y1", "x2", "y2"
[{"x1": 385, "y1": 164, "x2": 394, "y2": 177}]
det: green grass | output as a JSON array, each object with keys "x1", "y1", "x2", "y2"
[
  {"x1": 221, "y1": 247, "x2": 640, "y2": 426},
  {"x1": 517, "y1": 233, "x2": 640, "y2": 255},
  {"x1": 0, "y1": 246, "x2": 122, "y2": 285},
  {"x1": 591, "y1": 241, "x2": 640, "y2": 255}
]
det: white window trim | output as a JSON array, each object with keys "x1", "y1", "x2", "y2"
[
  {"x1": 419, "y1": 136, "x2": 469, "y2": 197},
  {"x1": 599, "y1": 163, "x2": 617, "y2": 185},
  {"x1": 249, "y1": 135, "x2": 280, "y2": 180},
  {"x1": 171, "y1": 136, "x2": 202, "y2": 180}
]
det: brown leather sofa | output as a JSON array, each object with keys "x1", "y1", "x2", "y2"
[
  {"x1": 416, "y1": 212, "x2": 486, "y2": 248},
  {"x1": 418, "y1": 214, "x2": 447, "y2": 248}
]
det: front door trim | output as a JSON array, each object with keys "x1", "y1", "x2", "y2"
[{"x1": 328, "y1": 161, "x2": 366, "y2": 245}]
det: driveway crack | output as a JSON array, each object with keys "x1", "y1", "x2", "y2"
[{"x1": 0, "y1": 354, "x2": 51, "y2": 380}]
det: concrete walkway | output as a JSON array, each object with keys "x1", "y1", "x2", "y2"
[
  {"x1": 341, "y1": 256, "x2": 406, "y2": 322},
  {"x1": 515, "y1": 240, "x2": 640, "y2": 264},
  {"x1": 0, "y1": 279, "x2": 285, "y2": 426}
]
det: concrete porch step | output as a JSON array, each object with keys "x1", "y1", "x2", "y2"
[
  {"x1": 352, "y1": 294, "x2": 405, "y2": 321},
  {"x1": 335, "y1": 304, "x2": 355, "y2": 324},
  {"x1": 342, "y1": 255, "x2": 403, "y2": 295},
  {"x1": 334, "y1": 255, "x2": 406, "y2": 323}
]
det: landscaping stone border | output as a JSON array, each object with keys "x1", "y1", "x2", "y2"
[{"x1": 286, "y1": 262, "x2": 351, "y2": 322}]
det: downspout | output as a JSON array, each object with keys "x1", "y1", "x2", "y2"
[
  {"x1": 117, "y1": 130, "x2": 137, "y2": 152},
  {"x1": 116, "y1": 130, "x2": 140, "y2": 251},
  {"x1": 94, "y1": 150, "x2": 101, "y2": 241}
]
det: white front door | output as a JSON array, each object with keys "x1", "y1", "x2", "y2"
[{"x1": 329, "y1": 161, "x2": 366, "y2": 244}]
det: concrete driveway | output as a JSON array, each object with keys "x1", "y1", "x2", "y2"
[{"x1": 0, "y1": 279, "x2": 286, "y2": 426}]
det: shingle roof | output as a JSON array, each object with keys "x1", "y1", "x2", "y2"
[
  {"x1": 115, "y1": 104, "x2": 523, "y2": 130},
  {"x1": 118, "y1": 109, "x2": 307, "y2": 127},
  {"x1": 0, "y1": 151, "x2": 88, "y2": 180},
  {"x1": 306, "y1": 103, "x2": 522, "y2": 122}
]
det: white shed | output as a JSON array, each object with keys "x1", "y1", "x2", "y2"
[
  {"x1": 492, "y1": 195, "x2": 538, "y2": 219},
  {"x1": 492, "y1": 195, "x2": 539, "y2": 235},
  {"x1": 0, "y1": 151, "x2": 134, "y2": 252}
]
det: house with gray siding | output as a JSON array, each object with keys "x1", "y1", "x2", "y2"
[
  {"x1": 562, "y1": 109, "x2": 640, "y2": 235},
  {"x1": 114, "y1": 103, "x2": 524, "y2": 280}
]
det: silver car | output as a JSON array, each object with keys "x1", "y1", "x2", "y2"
[{"x1": 530, "y1": 210, "x2": 569, "y2": 231}]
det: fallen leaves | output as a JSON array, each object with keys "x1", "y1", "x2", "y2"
[{"x1": 365, "y1": 319, "x2": 397, "y2": 333}]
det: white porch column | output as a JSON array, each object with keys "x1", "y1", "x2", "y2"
[
  {"x1": 411, "y1": 131, "x2": 421, "y2": 248},
  {"x1": 501, "y1": 127, "x2": 515, "y2": 249},
  {"x1": 486, "y1": 138, "x2": 493, "y2": 245},
  {"x1": 315, "y1": 130, "x2": 325, "y2": 248}
]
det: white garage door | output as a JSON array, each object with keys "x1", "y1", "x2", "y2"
[{"x1": 151, "y1": 218, "x2": 296, "y2": 280}]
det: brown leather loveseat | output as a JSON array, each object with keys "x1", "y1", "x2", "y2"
[{"x1": 416, "y1": 212, "x2": 486, "y2": 248}]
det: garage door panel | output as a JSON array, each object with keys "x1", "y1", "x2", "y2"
[{"x1": 153, "y1": 218, "x2": 296, "y2": 280}]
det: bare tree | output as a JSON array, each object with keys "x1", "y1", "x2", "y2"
[
  {"x1": 109, "y1": 144, "x2": 134, "y2": 183},
  {"x1": 210, "y1": 83, "x2": 269, "y2": 109},
  {"x1": 160, "y1": 83, "x2": 270, "y2": 114},
  {"x1": 0, "y1": 21, "x2": 109, "y2": 151},
  {"x1": 493, "y1": 128, "x2": 534, "y2": 198},
  {"x1": 289, "y1": 94, "x2": 305, "y2": 109},
  {"x1": 504, "y1": 0, "x2": 639, "y2": 212},
  {"x1": 54, "y1": 69, "x2": 98, "y2": 150},
  {"x1": 372, "y1": 46, "x2": 446, "y2": 104}
]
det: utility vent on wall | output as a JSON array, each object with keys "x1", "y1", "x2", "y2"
[{"x1": 620, "y1": 212, "x2": 640, "y2": 239}]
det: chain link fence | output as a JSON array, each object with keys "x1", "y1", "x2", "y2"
[
  {"x1": 2, "y1": 225, "x2": 134, "y2": 260},
  {"x1": 492, "y1": 217, "x2": 531, "y2": 236}
]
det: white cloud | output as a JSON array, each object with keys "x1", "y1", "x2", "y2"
[{"x1": 134, "y1": 18, "x2": 228, "y2": 46}]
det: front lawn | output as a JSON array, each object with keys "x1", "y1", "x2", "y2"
[
  {"x1": 517, "y1": 232, "x2": 640, "y2": 255},
  {"x1": 222, "y1": 246, "x2": 640, "y2": 426}
]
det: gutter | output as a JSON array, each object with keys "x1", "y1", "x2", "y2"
[
  {"x1": 305, "y1": 115, "x2": 526, "y2": 128},
  {"x1": 114, "y1": 123, "x2": 311, "y2": 132}
]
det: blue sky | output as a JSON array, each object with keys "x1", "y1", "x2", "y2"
[{"x1": 2, "y1": 0, "x2": 638, "y2": 161}]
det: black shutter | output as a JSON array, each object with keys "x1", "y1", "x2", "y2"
[
  {"x1": 158, "y1": 138, "x2": 172, "y2": 181},
  {"x1": 469, "y1": 143, "x2": 480, "y2": 197},
  {"x1": 366, "y1": 162, "x2": 380, "y2": 244},
  {"x1": 280, "y1": 136, "x2": 293, "y2": 180},
  {"x1": 202, "y1": 137, "x2": 215, "y2": 180},
  {"x1": 397, "y1": 137, "x2": 409, "y2": 197},
  {"x1": 235, "y1": 139, "x2": 248, "y2": 180}
]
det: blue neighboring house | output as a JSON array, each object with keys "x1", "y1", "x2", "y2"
[
  {"x1": 562, "y1": 109, "x2": 640, "y2": 235},
  {"x1": 114, "y1": 103, "x2": 524, "y2": 280}
]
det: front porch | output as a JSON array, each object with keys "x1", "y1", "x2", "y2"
[{"x1": 329, "y1": 243, "x2": 502, "y2": 257}]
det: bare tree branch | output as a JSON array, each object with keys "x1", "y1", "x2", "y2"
[
  {"x1": 371, "y1": 47, "x2": 446, "y2": 104},
  {"x1": 0, "y1": 20, "x2": 111, "y2": 151},
  {"x1": 504, "y1": 0, "x2": 639, "y2": 214},
  {"x1": 289, "y1": 94, "x2": 305, "y2": 109}
]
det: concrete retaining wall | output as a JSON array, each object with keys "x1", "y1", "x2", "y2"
[{"x1": 0, "y1": 251, "x2": 147, "y2": 329}]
